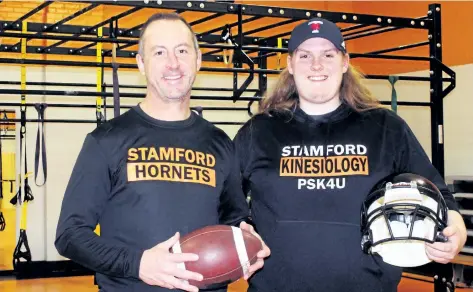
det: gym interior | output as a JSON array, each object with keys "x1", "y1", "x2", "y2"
[{"x1": 0, "y1": 1, "x2": 472, "y2": 291}]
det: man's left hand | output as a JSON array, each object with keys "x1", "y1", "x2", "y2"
[{"x1": 239, "y1": 221, "x2": 271, "y2": 280}]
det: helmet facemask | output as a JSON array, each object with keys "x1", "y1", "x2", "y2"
[{"x1": 361, "y1": 174, "x2": 449, "y2": 267}]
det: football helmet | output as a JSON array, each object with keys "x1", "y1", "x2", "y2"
[{"x1": 360, "y1": 173, "x2": 449, "y2": 267}]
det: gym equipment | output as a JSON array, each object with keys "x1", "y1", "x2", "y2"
[
  {"x1": 9, "y1": 21, "x2": 34, "y2": 272},
  {"x1": 221, "y1": 24, "x2": 234, "y2": 67},
  {"x1": 0, "y1": 2, "x2": 455, "y2": 178},
  {"x1": 0, "y1": 123, "x2": 5, "y2": 232},
  {"x1": 33, "y1": 104, "x2": 47, "y2": 187},
  {"x1": 388, "y1": 75, "x2": 399, "y2": 113}
]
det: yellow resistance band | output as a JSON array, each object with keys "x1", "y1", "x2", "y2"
[
  {"x1": 96, "y1": 27, "x2": 103, "y2": 123},
  {"x1": 277, "y1": 37, "x2": 282, "y2": 70}
]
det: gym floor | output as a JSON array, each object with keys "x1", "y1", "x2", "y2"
[{"x1": 0, "y1": 274, "x2": 472, "y2": 292}]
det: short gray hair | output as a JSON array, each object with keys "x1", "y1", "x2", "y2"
[{"x1": 138, "y1": 12, "x2": 200, "y2": 56}]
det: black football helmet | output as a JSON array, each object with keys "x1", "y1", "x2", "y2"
[{"x1": 360, "y1": 173, "x2": 449, "y2": 267}]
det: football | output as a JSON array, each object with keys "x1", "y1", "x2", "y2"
[{"x1": 171, "y1": 224, "x2": 262, "y2": 289}]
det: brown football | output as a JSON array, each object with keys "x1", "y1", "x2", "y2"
[{"x1": 171, "y1": 225, "x2": 262, "y2": 290}]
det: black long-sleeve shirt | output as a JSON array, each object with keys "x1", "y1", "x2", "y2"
[
  {"x1": 55, "y1": 105, "x2": 250, "y2": 292},
  {"x1": 233, "y1": 102, "x2": 459, "y2": 292}
]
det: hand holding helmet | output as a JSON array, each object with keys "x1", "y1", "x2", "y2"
[
  {"x1": 425, "y1": 211, "x2": 466, "y2": 264},
  {"x1": 360, "y1": 173, "x2": 454, "y2": 267}
]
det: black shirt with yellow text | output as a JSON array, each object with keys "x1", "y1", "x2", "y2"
[{"x1": 55, "y1": 105, "x2": 250, "y2": 292}]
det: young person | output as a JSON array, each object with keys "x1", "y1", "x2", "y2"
[
  {"x1": 55, "y1": 13, "x2": 269, "y2": 292},
  {"x1": 234, "y1": 17, "x2": 466, "y2": 292}
]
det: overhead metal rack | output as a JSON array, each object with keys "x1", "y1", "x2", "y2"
[{"x1": 0, "y1": 0, "x2": 456, "y2": 171}]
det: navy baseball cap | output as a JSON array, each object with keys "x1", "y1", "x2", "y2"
[{"x1": 288, "y1": 18, "x2": 346, "y2": 54}]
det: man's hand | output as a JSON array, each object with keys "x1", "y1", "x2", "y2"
[
  {"x1": 139, "y1": 232, "x2": 203, "y2": 292},
  {"x1": 239, "y1": 221, "x2": 271, "y2": 280},
  {"x1": 426, "y1": 210, "x2": 467, "y2": 264}
]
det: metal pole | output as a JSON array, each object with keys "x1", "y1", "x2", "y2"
[
  {"x1": 428, "y1": 4, "x2": 454, "y2": 292},
  {"x1": 429, "y1": 3, "x2": 445, "y2": 178},
  {"x1": 0, "y1": 81, "x2": 259, "y2": 92},
  {"x1": 0, "y1": 118, "x2": 245, "y2": 126},
  {"x1": 0, "y1": 102, "x2": 250, "y2": 112},
  {"x1": 0, "y1": 89, "x2": 262, "y2": 101}
]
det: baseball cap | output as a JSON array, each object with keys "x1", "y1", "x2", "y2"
[{"x1": 288, "y1": 18, "x2": 346, "y2": 54}]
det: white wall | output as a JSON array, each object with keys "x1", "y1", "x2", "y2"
[
  {"x1": 363, "y1": 63, "x2": 473, "y2": 178},
  {"x1": 0, "y1": 62, "x2": 471, "y2": 263}
]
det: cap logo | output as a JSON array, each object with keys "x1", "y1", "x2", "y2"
[{"x1": 308, "y1": 20, "x2": 323, "y2": 33}]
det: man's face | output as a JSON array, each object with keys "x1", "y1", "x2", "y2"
[
  {"x1": 287, "y1": 37, "x2": 349, "y2": 113},
  {"x1": 136, "y1": 19, "x2": 201, "y2": 103}
]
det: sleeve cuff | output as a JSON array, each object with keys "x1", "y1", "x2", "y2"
[{"x1": 126, "y1": 248, "x2": 145, "y2": 279}]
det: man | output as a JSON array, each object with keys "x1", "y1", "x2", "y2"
[
  {"x1": 55, "y1": 13, "x2": 269, "y2": 292},
  {"x1": 233, "y1": 17, "x2": 467, "y2": 292}
]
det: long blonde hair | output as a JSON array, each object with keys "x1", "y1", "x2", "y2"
[{"x1": 259, "y1": 62, "x2": 381, "y2": 115}]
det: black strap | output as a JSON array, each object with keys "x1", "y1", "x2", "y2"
[
  {"x1": 110, "y1": 18, "x2": 120, "y2": 118},
  {"x1": 23, "y1": 178, "x2": 34, "y2": 203},
  {"x1": 12, "y1": 104, "x2": 33, "y2": 269},
  {"x1": 112, "y1": 61, "x2": 120, "y2": 118},
  {"x1": 0, "y1": 210, "x2": 4, "y2": 232},
  {"x1": 11, "y1": 108, "x2": 26, "y2": 206},
  {"x1": 24, "y1": 113, "x2": 33, "y2": 203},
  {"x1": 34, "y1": 103, "x2": 47, "y2": 186},
  {"x1": 13, "y1": 229, "x2": 31, "y2": 269},
  {"x1": 0, "y1": 132, "x2": 5, "y2": 232},
  {"x1": 388, "y1": 76, "x2": 399, "y2": 114}
]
